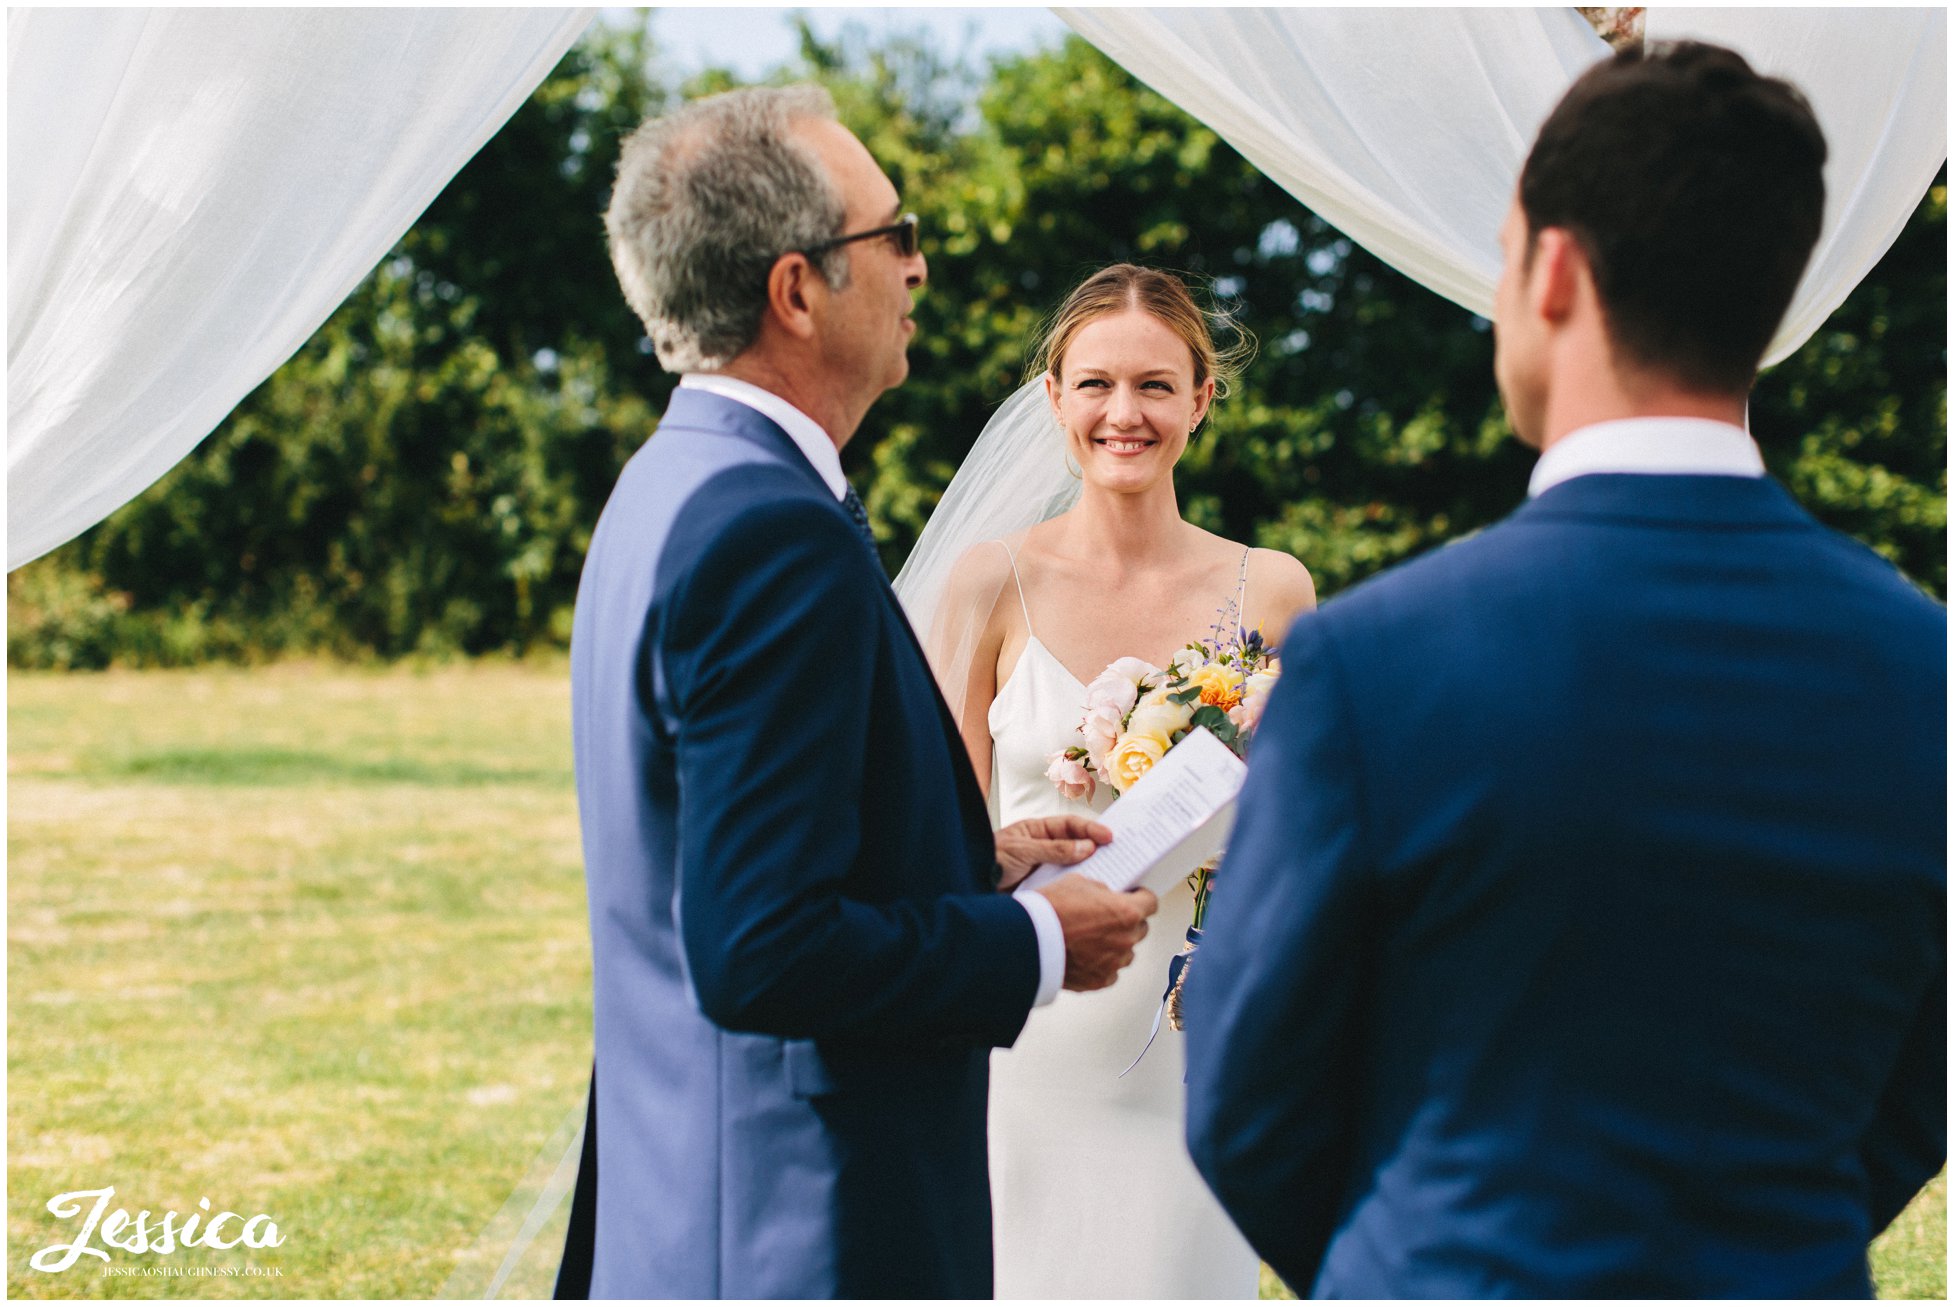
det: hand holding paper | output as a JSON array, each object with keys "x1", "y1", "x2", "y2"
[
  {"x1": 1034, "y1": 875, "x2": 1158, "y2": 991},
  {"x1": 995, "y1": 813, "x2": 1114, "y2": 891},
  {"x1": 1016, "y1": 727, "x2": 1247, "y2": 899}
]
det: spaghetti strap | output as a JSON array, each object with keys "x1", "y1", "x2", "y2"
[
  {"x1": 995, "y1": 538, "x2": 1035, "y2": 638},
  {"x1": 1233, "y1": 547, "x2": 1251, "y2": 632}
]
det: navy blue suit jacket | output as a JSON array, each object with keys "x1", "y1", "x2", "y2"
[
  {"x1": 569, "y1": 389, "x2": 1039, "y2": 1298},
  {"x1": 1186, "y1": 473, "x2": 1946, "y2": 1297}
]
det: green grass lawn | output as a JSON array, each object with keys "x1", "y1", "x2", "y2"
[
  {"x1": 9, "y1": 662, "x2": 590, "y2": 1298},
  {"x1": 8, "y1": 663, "x2": 1945, "y2": 1298}
]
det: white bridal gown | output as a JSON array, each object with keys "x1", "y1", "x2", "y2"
[{"x1": 985, "y1": 554, "x2": 1260, "y2": 1300}]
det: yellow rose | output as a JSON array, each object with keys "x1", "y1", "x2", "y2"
[
  {"x1": 1109, "y1": 731, "x2": 1167, "y2": 792},
  {"x1": 1128, "y1": 698, "x2": 1194, "y2": 741},
  {"x1": 1110, "y1": 701, "x2": 1190, "y2": 790}
]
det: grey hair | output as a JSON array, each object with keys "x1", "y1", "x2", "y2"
[{"x1": 606, "y1": 85, "x2": 851, "y2": 373}]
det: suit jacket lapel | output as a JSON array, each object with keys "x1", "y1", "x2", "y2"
[{"x1": 656, "y1": 387, "x2": 834, "y2": 499}]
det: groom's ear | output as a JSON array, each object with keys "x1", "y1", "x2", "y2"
[
  {"x1": 1527, "y1": 227, "x2": 1585, "y2": 326},
  {"x1": 764, "y1": 253, "x2": 821, "y2": 342}
]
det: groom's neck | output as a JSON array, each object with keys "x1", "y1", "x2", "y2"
[
  {"x1": 714, "y1": 352, "x2": 859, "y2": 452},
  {"x1": 1536, "y1": 357, "x2": 1751, "y2": 453}
]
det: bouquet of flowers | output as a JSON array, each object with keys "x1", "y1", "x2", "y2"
[
  {"x1": 1043, "y1": 613, "x2": 1282, "y2": 1040},
  {"x1": 1044, "y1": 628, "x2": 1280, "y2": 805}
]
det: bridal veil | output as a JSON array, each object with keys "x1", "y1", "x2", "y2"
[{"x1": 891, "y1": 376, "x2": 1080, "y2": 737}]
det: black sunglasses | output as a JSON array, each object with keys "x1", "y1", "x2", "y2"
[{"x1": 800, "y1": 213, "x2": 920, "y2": 260}]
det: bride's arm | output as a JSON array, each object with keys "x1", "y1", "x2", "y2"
[{"x1": 927, "y1": 544, "x2": 1014, "y2": 801}]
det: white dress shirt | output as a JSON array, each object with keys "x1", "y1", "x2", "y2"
[
  {"x1": 1528, "y1": 416, "x2": 1765, "y2": 497},
  {"x1": 679, "y1": 373, "x2": 848, "y2": 499},
  {"x1": 678, "y1": 373, "x2": 1065, "y2": 1006}
]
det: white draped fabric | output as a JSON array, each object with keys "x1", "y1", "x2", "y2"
[
  {"x1": 7, "y1": 7, "x2": 596, "y2": 569},
  {"x1": 1058, "y1": 9, "x2": 1601, "y2": 320},
  {"x1": 1055, "y1": 7, "x2": 1948, "y2": 365},
  {"x1": 1645, "y1": 9, "x2": 1949, "y2": 358}
]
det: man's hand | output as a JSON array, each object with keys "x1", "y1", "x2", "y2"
[
  {"x1": 1034, "y1": 876, "x2": 1159, "y2": 992},
  {"x1": 995, "y1": 814, "x2": 1113, "y2": 891}
]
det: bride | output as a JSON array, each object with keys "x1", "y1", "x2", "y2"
[{"x1": 897, "y1": 264, "x2": 1316, "y2": 1299}]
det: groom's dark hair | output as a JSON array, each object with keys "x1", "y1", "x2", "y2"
[{"x1": 1520, "y1": 40, "x2": 1827, "y2": 394}]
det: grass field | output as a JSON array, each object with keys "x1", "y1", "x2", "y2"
[
  {"x1": 8, "y1": 663, "x2": 1945, "y2": 1298},
  {"x1": 9, "y1": 663, "x2": 590, "y2": 1298}
]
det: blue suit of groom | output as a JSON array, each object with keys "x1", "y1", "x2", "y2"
[
  {"x1": 568, "y1": 388, "x2": 1040, "y2": 1298},
  {"x1": 1187, "y1": 471, "x2": 1946, "y2": 1297}
]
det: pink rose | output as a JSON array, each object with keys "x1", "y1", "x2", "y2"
[
  {"x1": 1079, "y1": 701, "x2": 1125, "y2": 763},
  {"x1": 1044, "y1": 750, "x2": 1096, "y2": 802},
  {"x1": 1086, "y1": 739, "x2": 1117, "y2": 788},
  {"x1": 1082, "y1": 657, "x2": 1160, "y2": 717},
  {"x1": 1232, "y1": 669, "x2": 1280, "y2": 734}
]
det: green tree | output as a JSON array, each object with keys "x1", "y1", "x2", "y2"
[
  {"x1": 1753, "y1": 171, "x2": 1947, "y2": 595},
  {"x1": 10, "y1": 25, "x2": 1942, "y2": 669}
]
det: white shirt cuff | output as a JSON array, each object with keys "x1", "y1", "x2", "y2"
[{"x1": 1017, "y1": 892, "x2": 1065, "y2": 1007}]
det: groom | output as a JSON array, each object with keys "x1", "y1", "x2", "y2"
[
  {"x1": 1186, "y1": 41, "x2": 1945, "y2": 1297},
  {"x1": 557, "y1": 86, "x2": 1156, "y2": 1299}
]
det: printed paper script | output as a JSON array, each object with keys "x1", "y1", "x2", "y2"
[{"x1": 1014, "y1": 726, "x2": 1246, "y2": 898}]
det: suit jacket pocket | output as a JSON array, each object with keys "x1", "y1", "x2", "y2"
[{"x1": 782, "y1": 1038, "x2": 839, "y2": 1099}]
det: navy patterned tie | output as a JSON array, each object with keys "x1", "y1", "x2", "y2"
[{"x1": 841, "y1": 485, "x2": 879, "y2": 557}]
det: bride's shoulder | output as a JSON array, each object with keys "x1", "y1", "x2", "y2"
[
  {"x1": 1192, "y1": 526, "x2": 1310, "y2": 585},
  {"x1": 1245, "y1": 546, "x2": 1317, "y2": 636},
  {"x1": 940, "y1": 537, "x2": 1022, "y2": 614},
  {"x1": 1247, "y1": 545, "x2": 1314, "y2": 592},
  {"x1": 945, "y1": 536, "x2": 1017, "y2": 581},
  {"x1": 1198, "y1": 527, "x2": 1316, "y2": 625}
]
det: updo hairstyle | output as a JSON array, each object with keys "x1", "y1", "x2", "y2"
[{"x1": 1028, "y1": 265, "x2": 1255, "y2": 417}]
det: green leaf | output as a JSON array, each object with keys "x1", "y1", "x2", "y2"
[
  {"x1": 1187, "y1": 708, "x2": 1242, "y2": 751},
  {"x1": 1189, "y1": 704, "x2": 1232, "y2": 732}
]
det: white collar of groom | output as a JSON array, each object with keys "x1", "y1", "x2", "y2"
[
  {"x1": 1528, "y1": 417, "x2": 1765, "y2": 498},
  {"x1": 679, "y1": 373, "x2": 849, "y2": 502}
]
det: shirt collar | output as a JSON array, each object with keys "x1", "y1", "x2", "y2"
[
  {"x1": 1528, "y1": 417, "x2": 1766, "y2": 498},
  {"x1": 678, "y1": 374, "x2": 848, "y2": 501}
]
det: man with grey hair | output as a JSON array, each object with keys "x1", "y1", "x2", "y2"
[{"x1": 557, "y1": 85, "x2": 1157, "y2": 1299}]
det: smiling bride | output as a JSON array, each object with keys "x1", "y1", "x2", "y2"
[{"x1": 911, "y1": 264, "x2": 1316, "y2": 1297}]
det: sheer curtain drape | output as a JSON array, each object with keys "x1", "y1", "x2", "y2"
[
  {"x1": 1055, "y1": 8, "x2": 1602, "y2": 320},
  {"x1": 1054, "y1": 7, "x2": 1947, "y2": 363},
  {"x1": 7, "y1": 7, "x2": 595, "y2": 569},
  {"x1": 1644, "y1": 8, "x2": 1948, "y2": 357}
]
